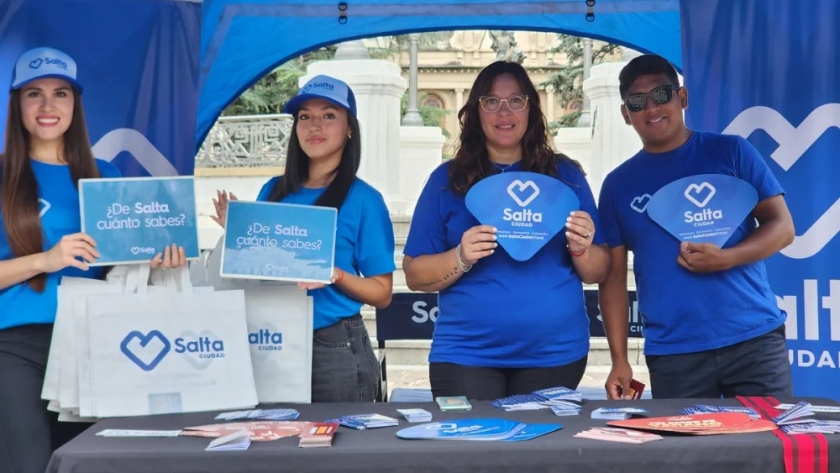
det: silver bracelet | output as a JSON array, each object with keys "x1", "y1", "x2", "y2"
[{"x1": 455, "y1": 243, "x2": 473, "y2": 273}]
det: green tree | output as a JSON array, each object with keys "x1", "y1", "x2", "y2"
[
  {"x1": 222, "y1": 47, "x2": 337, "y2": 116},
  {"x1": 223, "y1": 35, "x2": 451, "y2": 132},
  {"x1": 543, "y1": 36, "x2": 620, "y2": 130}
]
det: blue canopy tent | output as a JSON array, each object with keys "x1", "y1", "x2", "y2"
[{"x1": 197, "y1": 0, "x2": 681, "y2": 145}]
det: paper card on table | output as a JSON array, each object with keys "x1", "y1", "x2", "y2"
[
  {"x1": 221, "y1": 201, "x2": 337, "y2": 283},
  {"x1": 96, "y1": 429, "x2": 183, "y2": 437},
  {"x1": 646, "y1": 174, "x2": 758, "y2": 247},
  {"x1": 181, "y1": 422, "x2": 310, "y2": 441},
  {"x1": 465, "y1": 172, "x2": 580, "y2": 261},
  {"x1": 79, "y1": 177, "x2": 199, "y2": 265},
  {"x1": 502, "y1": 423, "x2": 563, "y2": 442},
  {"x1": 206, "y1": 429, "x2": 251, "y2": 451}
]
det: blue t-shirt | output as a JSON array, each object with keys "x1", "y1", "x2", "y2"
[
  {"x1": 0, "y1": 159, "x2": 121, "y2": 330},
  {"x1": 403, "y1": 159, "x2": 604, "y2": 368},
  {"x1": 598, "y1": 131, "x2": 785, "y2": 356},
  {"x1": 257, "y1": 177, "x2": 396, "y2": 330}
]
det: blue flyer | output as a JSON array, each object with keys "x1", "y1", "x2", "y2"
[
  {"x1": 465, "y1": 172, "x2": 580, "y2": 261},
  {"x1": 79, "y1": 177, "x2": 199, "y2": 265},
  {"x1": 646, "y1": 174, "x2": 758, "y2": 247},
  {"x1": 221, "y1": 200, "x2": 337, "y2": 283},
  {"x1": 396, "y1": 418, "x2": 526, "y2": 441}
]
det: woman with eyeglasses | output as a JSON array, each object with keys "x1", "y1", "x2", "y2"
[
  {"x1": 402, "y1": 61, "x2": 610, "y2": 400},
  {"x1": 597, "y1": 54, "x2": 794, "y2": 400}
]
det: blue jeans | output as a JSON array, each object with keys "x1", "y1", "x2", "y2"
[
  {"x1": 311, "y1": 314, "x2": 380, "y2": 402},
  {"x1": 646, "y1": 324, "x2": 792, "y2": 399}
]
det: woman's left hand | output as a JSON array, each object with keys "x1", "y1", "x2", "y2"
[
  {"x1": 150, "y1": 244, "x2": 187, "y2": 269},
  {"x1": 297, "y1": 267, "x2": 344, "y2": 290},
  {"x1": 566, "y1": 210, "x2": 596, "y2": 255}
]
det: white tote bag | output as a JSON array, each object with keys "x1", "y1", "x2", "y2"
[
  {"x1": 242, "y1": 285, "x2": 313, "y2": 403},
  {"x1": 196, "y1": 236, "x2": 314, "y2": 403},
  {"x1": 85, "y1": 266, "x2": 258, "y2": 417}
]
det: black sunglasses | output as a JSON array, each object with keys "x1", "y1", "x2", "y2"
[{"x1": 623, "y1": 85, "x2": 681, "y2": 112}]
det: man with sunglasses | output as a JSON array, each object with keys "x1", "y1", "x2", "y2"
[{"x1": 596, "y1": 54, "x2": 795, "y2": 400}]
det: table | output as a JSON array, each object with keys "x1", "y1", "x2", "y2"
[{"x1": 48, "y1": 398, "x2": 840, "y2": 473}]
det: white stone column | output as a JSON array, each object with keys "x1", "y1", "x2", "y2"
[
  {"x1": 303, "y1": 60, "x2": 408, "y2": 213},
  {"x1": 582, "y1": 61, "x2": 643, "y2": 201},
  {"x1": 546, "y1": 86, "x2": 556, "y2": 122},
  {"x1": 400, "y1": 127, "x2": 446, "y2": 215},
  {"x1": 455, "y1": 88, "x2": 465, "y2": 112}
]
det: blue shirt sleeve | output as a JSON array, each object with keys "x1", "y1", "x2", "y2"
[
  {"x1": 596, "y1": 173, "x2": 625, "y2": 248},
  {"x1": 256, "y1": 177, "x2": 280, "y2": 202},
  {"x1": 353, "y1": 187, "x2": 396, "y2": 277},
  {"x1": 560, "y1": 162, "x2": 605, "y2": 246},
  {"x1": 403, "y1": 164, "x2": 450, "y2": 257},
  {"x1": 734, "y1": 137, "x2": 784, "y2": 201}
]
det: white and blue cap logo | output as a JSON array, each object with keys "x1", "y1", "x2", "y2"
[
  {"x1": 11, "y1": 47, "x2": 83, "y2": 92},
  {"x1": 284, "y1": 74, "x2": 357, "y2": 117}
]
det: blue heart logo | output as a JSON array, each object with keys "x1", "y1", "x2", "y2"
[
  {"x1": 465, "y1": 172, "x2": 580, "y2": 261},
  {"x1": 29, "y1": 58, "x2": 43, "y2": 69},
  {"x1": 647, "y1": 174, "x2": 758, "y2": 247},
  {"x1": 120, "y1": 330, "x2": 171, "y2": 371},
  {"x1": 630, "y1": 194, "x2": 651, "y2": 213}
]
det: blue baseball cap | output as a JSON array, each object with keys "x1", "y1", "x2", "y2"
[
  {"x1": 284, "y1": 74, "x2": 357, "y2": 117},
  {"x1": 11, "y1": 47, "x2": 83, "y2": 93}
]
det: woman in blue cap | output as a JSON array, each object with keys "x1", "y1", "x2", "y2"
[
  {"x1": 0, "y1": 47, "x2": 185, "y2": 473},
  {"x1": 213, "y1": 75, "x2": 395, "y2": 402}
]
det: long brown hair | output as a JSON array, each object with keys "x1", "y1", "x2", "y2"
[
  {"x1": 1, "y1": 87, "x2": 101, "y2": 291},
  {"x1": 448, "y1": 61, "x2": 582, "y2": 195}
]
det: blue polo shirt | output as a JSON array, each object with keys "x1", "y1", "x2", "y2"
[
  {"x1": 257, "y1": 177, "x2": 396, "y2": 330},
  {"x1": 598, "y1": 130, "x2": 786, "y2": 356},
  {"x1": 403, "y1": 160, "x2": 603, "y2": 368},
  {"x1": 0, "y1": 159, "x2": 121, "y2": 330}
]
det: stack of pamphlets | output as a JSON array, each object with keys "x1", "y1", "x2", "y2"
[
  {"x1": 776, "y1": 403, "x2": 840, "y2": 413},
  {"x1": 575, "y1": 427, "x2": 663, "y2": 444},
  {"x1": 397, "y1": 408, "x2": 433, "y2": 423},
  {"x1": 550, "y1": 402, "x2": 583, "y2": 417},
  {"x1": 773, "y1": 401, "x2": 815, "y2": 425},
  {"x1": 397, "y1": 418, "x2": 562, "y2": 442},
  {"x1": 591, "y1": 407, "x2": 649, "y2": 420},
  {"x1": 491, "y1": 386, "x2": 582, "y2": 412},
  {"x1": 325, "y1": 413, "x2": 400, "y2": 430},
  {"x1": 215, "y1": 409, "x2": 300, "y2": 421},
  {"x1": 680, "y1": 404, "x2": 760, "y2": 419},
  {"x1": 298, "y1": 422, "x2": 339, "y2": 448}
]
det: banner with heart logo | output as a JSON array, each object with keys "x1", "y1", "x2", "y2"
[
  {"x1": 79, "y1": 176, "x2": 200, "y2": 265},
  {"x1": 465, "y1": 172, "x2": 580, "y2": 261},
  {"x1": 646, "y1": 174, "x2": 758, "y2": 247}
]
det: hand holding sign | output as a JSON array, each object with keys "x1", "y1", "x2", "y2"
[
  {"x1": 465, "y1": 172, "x2": 579, "y2": 261},
  {"x1": 459, "y1": 225, "x2": 498, "y2": 266},
  {"x1": 42, "y1": 232, "x2": 100, "y2": 272},
  {"x1": 677, "y1": 241, "x2": 732, "y2": 274},
  {"x1": 646, "y1": 174, "x2": 758, "y2": 248},
  {"x1": 211, "y1": 190, "x2": 238, "y2": 229}
]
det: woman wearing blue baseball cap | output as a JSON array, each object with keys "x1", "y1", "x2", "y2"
[
  {"x1": 213, "y1": 75, "x2": 394, "y2": 402},
  {"x1": 0, "y1": 47, "x2": 185, "y2": 472}
]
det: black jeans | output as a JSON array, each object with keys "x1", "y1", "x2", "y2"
[
  {"x1": 311, "y1": 314, "x2": 381, "y2": 403},
  {"x1": 0, "y1": 324, "x2": 91, "y2": 473},
  {"x1": 646, "y1": 324, "x2": 792, "y2": 399},
  {"x1": 429, "y1": 355, "x2": 588, "y2": 401}
]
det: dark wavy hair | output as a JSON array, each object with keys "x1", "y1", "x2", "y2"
[
  {"x1": 448, "y1": 61, "x2": 582, "y2": 195},
  {"x1": 1, "y1": 87, "x2": 100, "y2": 292}
]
